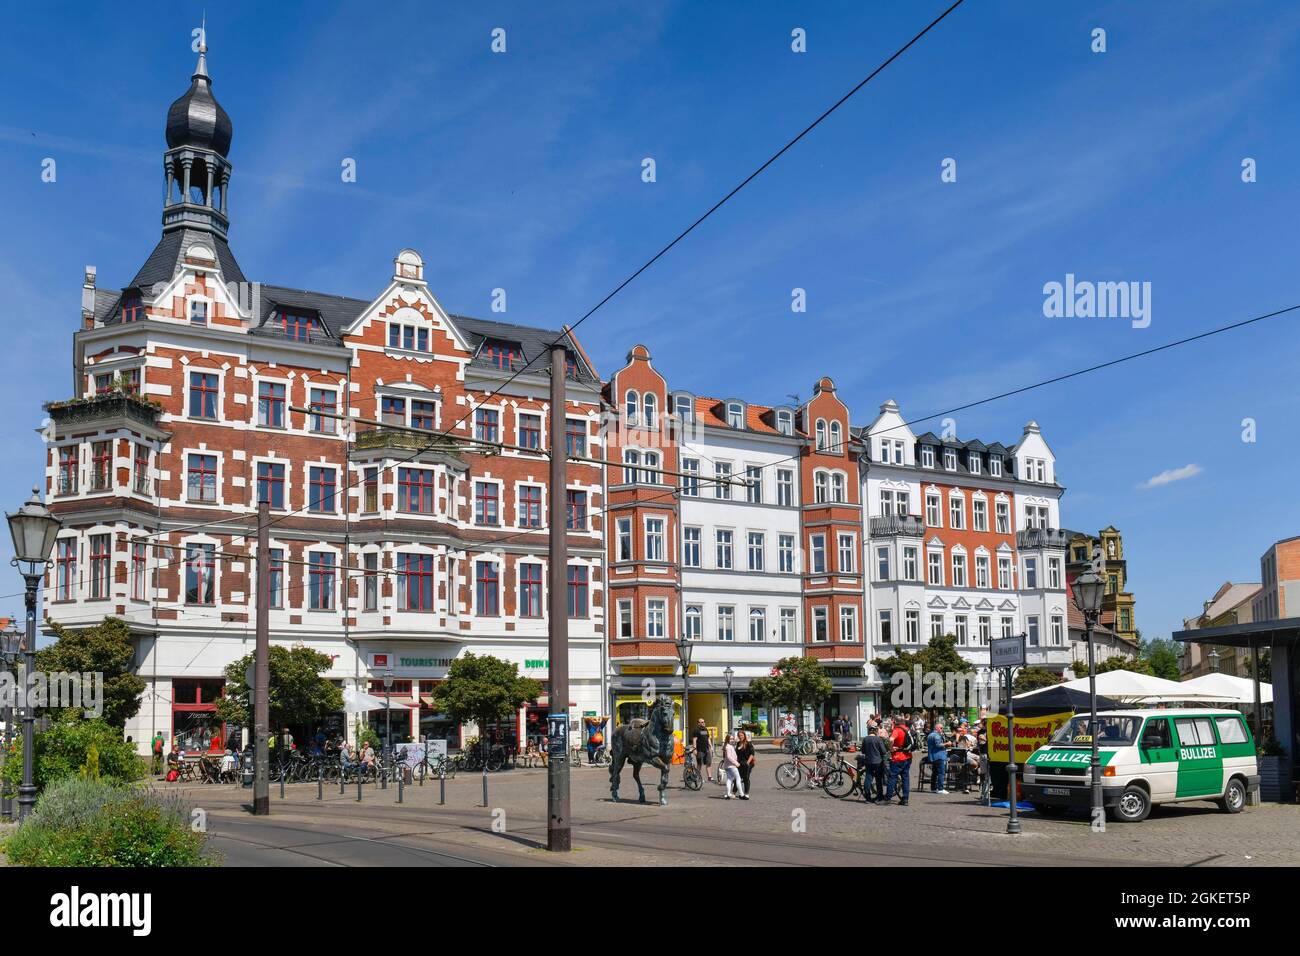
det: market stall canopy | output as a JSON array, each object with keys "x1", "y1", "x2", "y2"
[
  {"x1": 1011, "y1": 684, "x2": 1127, "y2": 713},
  {"x1": 1178, "y1": 672, "x2": 1273, "y2": 704},
  {"x1": 1019, "y1": 670, "x2": 1237, "y2": 703},
  {"x1": 343, "y1": 687, "x2": 395, "y2": 713}
]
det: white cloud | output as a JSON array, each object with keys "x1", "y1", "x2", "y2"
[{"x1": 1139, "y1": 464, "x2": 1203, "y2": 490}]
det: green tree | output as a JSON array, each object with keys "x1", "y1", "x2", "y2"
[
  {"x1": 1, "y1": 715, "x2": 145, "y2": 789},
  {"x1": 1139, "y1": 638, "x2": 1181, "y2": 682},
  {"x1": 1014, "y1": 666, "x2": 1065, "y2": 694},
  {"x1": 35, "y1": 617, "x2": 145, "y2": 728},
  {"x1": 215, "y1": 645, "x2": 343, "y2": 732},
  {"x1": 425, "y1": 653, "x2": 542, "y2": 754},
  {"x1": 872, "y1": 634, "x2": 974, "y2": 711},
  {"x1": 1096, "y1": 654, "x2": 1153, "y2": 675},
  {"x1": 748, "y1": 656, "x2": 833, "y2": 731}
]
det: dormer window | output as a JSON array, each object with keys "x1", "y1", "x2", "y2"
[
  {"x1": 775, "y1": 410, "x2": 792, "y2": 435},
  {"x1": 120, "y1": 294, "x2": 144, "y2": 323},
  {"x1": 564, "y1": 352, "x2": 579, "y2": 380},
  {"x1": 969, "y1": 453, "x2": 982, "y2": 475},
  {"x1": 989, "y1": 455, "x2": 1002, "y2": 477},
  {"x1": 675, "y1": 395, "x2": 695, "y2": 423},
  {"x1": 726, "y1": 402, "x2": 744, "y2": 429},
  {"x1": 483, "y1": 340, "x2": 523, "y2": 371},
  {"x1": 189, "y1": 299, "x2": 208, "y2": 325},
  {"x1": 944, "y1": 448, "x2": 957, "y2": 471},
  {"x1": 388, "y1": 322, "x2": 429, "y2": 352},
  {"x1": 921, "y1": 445, "x2": 935, "y2": 468},
  {"x1": 279, "y1": 311, "x2": 320, "y2": 342}
]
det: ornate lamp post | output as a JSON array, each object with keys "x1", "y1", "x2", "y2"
[
  {"x1": 723, "y1": 666, "x2": 734, "y2": 735},
  {"x1": 6, "y1": 487, "x2": 62, "y2": 821},
  {"x1": 1071, "y1": 569, "x2": 1106, "y2": 823},
  {"x1": 1207, "y1": 646, "x2": 1220, "y2": 674},
  {"x1": 675, "y1": 636, "x2": 694, "y2": 742}
]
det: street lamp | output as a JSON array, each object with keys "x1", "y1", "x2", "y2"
[
  {"x1": 1072, "y1": 569, "x2": 1106, "y2": 824},
  {"x1": 1207, "y1": 646, "x2": 1220, "y2": 674},
  {"x1": 675, "y1": 636, "x2": 694, "y2": 742},
  {"x1": 6, "y1": 487, "x2": 62, "y2": 821},
  {"x1": 723, "y1": 666, "x2": 734, "y2": 736}
]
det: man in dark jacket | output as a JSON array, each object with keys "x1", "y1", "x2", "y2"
[{"x1": 861, "y1": 726, "x2": 890, "y2": 802}]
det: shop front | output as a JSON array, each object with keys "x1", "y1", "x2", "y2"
[
  {"x1": 172, "y1": 678, "x2": 226, "y2": 753},
  {"x1": 818, "y1": 666, "x2": 875, "y2": 741}
]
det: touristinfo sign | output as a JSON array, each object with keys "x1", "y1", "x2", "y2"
[{"x1": 990, "y1": 634, "x2": 1026, "y2": 669}]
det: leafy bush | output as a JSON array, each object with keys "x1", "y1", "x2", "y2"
[
  {"x1": 0, "y1": 716, "x2": 145, "y2": 789},
  {"x1": 4, "y1": 782, "x2": 214, "y2": 867},
  {"x1": 26, "y1": 776, "x2": 132, "y2": 831}
]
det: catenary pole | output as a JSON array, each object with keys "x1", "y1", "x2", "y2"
[
  {"x1": 253, "y1": 501, "x2": 270, "y2": 815},
  {"x1": 547, "y1": 342, "x2": 571, "y2": 851}
]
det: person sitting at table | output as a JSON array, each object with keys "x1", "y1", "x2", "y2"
[
  {"x1": 339, "y1": 742, "x2": 356, "y2": 776},
  {"x1": 220, "y1": 748, "x2": 238, "y2": 776},
  {"x1": 360, "y1": 742, "x2": 378, "y2": 773},
  {"x1": 166, "y1": 742, "x2": 181, "y2": 768}
]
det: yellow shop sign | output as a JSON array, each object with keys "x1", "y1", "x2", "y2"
[{"x1": 622, "y1": 664, "x2": 697, "y2": 675}]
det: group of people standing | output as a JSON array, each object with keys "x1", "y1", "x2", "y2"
[
  {"x1": 855, "y1": 712, "x2": 987, "y2": 805},
  {"x1": 691, "y1": 719, "x2": 755, "y2": 799}
]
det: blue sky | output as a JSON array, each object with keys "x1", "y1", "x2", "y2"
[{"x1": 2, "y1": 0, "x2": 1298, "y2": 639}]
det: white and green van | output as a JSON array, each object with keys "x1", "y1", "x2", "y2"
[{"x1": 1021, "y1": 708, "x2": 1258, "y2": 823}]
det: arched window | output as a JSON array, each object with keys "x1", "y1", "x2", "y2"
[
  {"x1": 643, "y1": 450, "x2": 661, "y2": 483},
  {"x1": 830, "y1": 473, "x2": 846, "y2": 503},
  {"x1": 776, "y1": 410, "x2": 793, "y2": 435},
  {"x1": 625, "y1": 390, "x2": 639, "y2": 425},
  {"x1": 814, "y1": 471, "x2": 829, "y2": 503},
  {"x1": 828, "y1": 421, "x2": 843, "y2": 453},
  {"x1": 815, "y1": 419, "x2": 827, "y2": 451},
  {"x1": 643, "y1": 393, "x2": 657, "y2": 429}
]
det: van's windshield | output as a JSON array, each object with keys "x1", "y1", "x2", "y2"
[{"x1": 1048, "y1": 715, "x2": 1140, "y2": 747}]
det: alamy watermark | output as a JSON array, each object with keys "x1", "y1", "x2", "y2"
[
  {"x1": 0, "y1": 666, "x2": 104, "y2": 718},
  {"x1": 1042, "y1": 273, "x2": 1151, "y2": 329}
]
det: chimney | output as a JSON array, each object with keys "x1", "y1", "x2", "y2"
[{"x1": 81, "y1": 265, "x2": 97, "y2": 328}]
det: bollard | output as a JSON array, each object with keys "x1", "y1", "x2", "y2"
[
  {"x1": 382, "y1": 762, "x2": 388, "y2": 790},
  {"x1": 317, "y1": 766, "x2": 323, "y2": 801},
  {"x1": 356, "y1": 772, "x2": 362, "y2": 802},
  {"x1": 397, "y1": 767, "x2": 404, "y2": 804},
  {"x1": 340, "y1": 768, "x2": 345, "y2": 795},
  {"x1": 280, "y1": 763, "x2": 285, "y2": 800},
  {"x1": 439, "y1": 771, "x2": 445, "y2": 806},
  {"x1": 482, "y1": 766, "x2": 489, "y2": 808}
]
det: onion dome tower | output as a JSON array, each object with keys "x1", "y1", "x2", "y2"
[{"x1": 161, "y1": 36, "x2": 233, "y2": 240}]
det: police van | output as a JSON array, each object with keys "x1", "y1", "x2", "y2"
[{"x1": 1021, "y1": 708, "x2": 1258, "y2": 823}]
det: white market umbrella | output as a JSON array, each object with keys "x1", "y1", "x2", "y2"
[
  {"x1": 1179, "y1": 672, "x2": 1273, "y2": 705},
  {"x1": 1019, "y1": 670, "x2": 1236, "y2": 704},
  {"x1": 343, "y1": 687, "x2": 394, "y2": 714}
]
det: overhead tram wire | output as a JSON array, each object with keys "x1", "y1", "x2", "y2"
[{"x1": 23, "y1": 294, "x2": 1300, "y2": 615}]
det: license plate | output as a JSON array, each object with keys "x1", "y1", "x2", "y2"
[{"x1": 1044, "y1": 787, "x2": 1071, "y2": 796}]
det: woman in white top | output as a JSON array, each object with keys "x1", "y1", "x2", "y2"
[{"x1": 722, "y1": 734, "x2": 747, "y2": 800}]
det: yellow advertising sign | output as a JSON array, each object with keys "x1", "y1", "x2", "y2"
[
  {"x1": 622, "y1": 664, "x2": 697, "y2": 675},
  {"x1": 987, "y1": 711, "x2": 1072, "y2": 764}
]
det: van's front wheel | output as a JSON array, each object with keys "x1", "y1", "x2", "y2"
[
  {"x1": 1219, "y1": 777, "x2": 1246, "y2": 814},
  {"x1": 1111, "y1": 785, "x2": 1151, "y2": 823}
]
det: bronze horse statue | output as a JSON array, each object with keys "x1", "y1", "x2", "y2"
[{"x1": 609, "y1": 695, "x2": 675, "y2": 805}]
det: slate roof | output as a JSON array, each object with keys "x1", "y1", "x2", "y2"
[
  {"x1": 451, "y1": 314, "x2": 599, "y2": 384},
  {"x1": 254, "y1": 285, "x2": 370, "y2": 342},
  {"x1": 127, "y1": 229, "x2": 246, "y2": 290}
]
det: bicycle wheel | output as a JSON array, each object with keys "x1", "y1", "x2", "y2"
[
  {"x1": 824, "y1": 767, "x2": 855, "y2": 798},
  {"x1": 775, "y1": 761, "x2": 803, "y2": 790}
]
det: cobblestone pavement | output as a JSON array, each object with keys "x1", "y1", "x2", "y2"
[{"x1": 171, "y1": 757, "x2": 1300, "y2": 867}]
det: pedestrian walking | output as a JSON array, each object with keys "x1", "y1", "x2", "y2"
[
  {"x1": 735, "y1": 731, "x2": 756, "y2": 798},
  {"x1": 722, "y1": 733, "x2": 747, "y2": 799},
  {"x1": 692, "y1": 718, "x2": 713, "y2": 782},
  {"x1": 927, "y1": 721, "x2": 949, "y2": 794}
]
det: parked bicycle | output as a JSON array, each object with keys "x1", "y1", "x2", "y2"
[
  {"x1": 780, "y1": 731, "x2": 817, "y2": 756},
  {"x1": 821, "y1": 753, "x2": 867, "y2": 799},
  {"x1": 682, "y1": 749, "x2": 703, "y2": 791},
  {"x1": 774, "y1": 748, "x2": 836, "y2": 790}
]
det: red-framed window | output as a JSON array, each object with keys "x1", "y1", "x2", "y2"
[
  {"x1": 565, "y1": 354, "x2": 579, "y2": 380},
  {"x1": 483, "y1": 341, "x2": 522, "y2": 370},
  {"x1": 474, "y1": 481, "x2": 499, "y2": 526},
  {"x1": 55, "y1": 538, "x2": 76, "y2": 600},
  {"x1": 363, "y1": 467, "x2": 380, "y2": 513},
  {"x1": 519, "y1": 414, "x2": 542, "y2": 450},
  {"x1": 411, "y1": 400, "x2": 437, "y2": 431},
  {"x1": 189, "y1": 372, "x2": 218, "y2": 419},
  {"x1": 280, "y1": 311, "x2": 319, "y2": 341},
  {"x1": 308, "y1": 552, "x2": 335, "y2": 610},
  {"x1": 566, "y1": 490, "x2": 587, "y2": 531},
  {"x1": 308, "y1": 387, "x2": 336, "y2": 433},
  {"x1": 567, "y1": 565, "x2": 588, "y2": 618},
  {"x1": 133, "y1": 443, "x2": 150, "y2": 494},
  {"x1": 184, "y1": 543, "x2": 216, "y2": 605},
  {"x1": 519, "y1": 563, "x2": 542, "y2": 617},
  {"x1": 131, "y1": 542, "x2": 148, "y2": 601},
  {"x1": 90, "y1": 441, "x2": 112, "y2": 491},
  {"x1": 308, "y1": 467, "x2": 336, "y2": 513},
  {"x1": 519, "y1": 485, "x2": 542, "y2": 528},
  {"x1": 119, "y1": 294, "x2": 144, "y2": 323},
  {"x1": 187, "y1": 454, "x2": 218, "y2": 503},
  {"x1": 256, "y1": 462, "x2": 285, "y2": 508},
  {"x1": 398, "y1": 468, "x2": 435, "y2": 514},
  {"x1": 89, "y1": 534, "x2": 111, "y2": 600},
  {"x1": 57, "y1": 446, "x2": 78, "y2": 495},
  {"x1": 388, "y1": 324, "x2": 428, "y2": 352},
  {"x1": 267, "y1": 548, "x2": 284, "y2": 608},
  {"x1": 258, "y1": 381, "x2": 286, "y2": 428},
  {"x1": 565, "y1": 419, "x2": 586, "y2": 457},
  {"x1": 475, "y1": 561, "x2": 499, "y2": 616},
  {"x1": 172, "y1": 678, "x2": 227, "y2": 753},
  {"x1": 398, "y1": 553, "x2": 435, "y2": 611},
  {"x1": 381, "y1": 395, "x2": 406, "y2": 426},
  {"x1": 474, "y1": 408, "x2": 499, "y2": 444}
]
